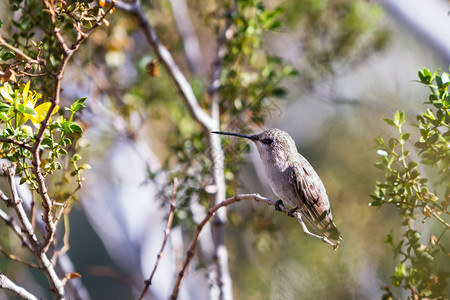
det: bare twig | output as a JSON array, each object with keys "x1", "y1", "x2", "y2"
[
  {"x1": 0, "y1": 273, "x2": 39, "y2": 300},
  {"x1": 52, "y1": 203, "x2": 71, "y2": 264},
  {"x1": 139, "y1": 178, "x2": 178, "y2": 300},
  {"x1": 0, "y1": 246, "x2": 40, "y2": 269},
  {"x1": 170, "y1": 193, "x2": 340, "y2": 300},
  {"x1": 0, "y1": 36, "x2": 40, "y2": 65}
]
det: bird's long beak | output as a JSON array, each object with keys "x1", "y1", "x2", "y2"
[{"x1": 211, "y1": 131, "x2": 256, "y2": 140}]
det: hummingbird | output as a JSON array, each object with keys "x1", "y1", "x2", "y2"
[{"x1": 212, "y1": 128, "x2": 342, "y2": 241}]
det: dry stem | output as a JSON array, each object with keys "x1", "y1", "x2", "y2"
[{"x1": 139, "y1": 178, "x2": 178, "y2": 299}]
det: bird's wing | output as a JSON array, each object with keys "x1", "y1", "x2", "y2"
[{"x1": 290, "y1": 161, "x2": 340, "y2": 239}]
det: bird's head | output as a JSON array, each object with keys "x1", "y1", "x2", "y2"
[{"x1": 212, "y1": 128, "x2": 297, "y2": 164}]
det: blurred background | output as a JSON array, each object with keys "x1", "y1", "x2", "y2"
[{"x1": 0, "y1": 0, "x2": 449, "y2": 299}]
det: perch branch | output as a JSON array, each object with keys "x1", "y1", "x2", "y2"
[
  {"x1": 170, "y1": 193, "x2": 340, "y2": 299},
  {"x1": 139, "y1": 178, "x2": 178, "y2": 300}
]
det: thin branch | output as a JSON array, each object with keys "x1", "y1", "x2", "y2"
[
  {"x1": 0, "y1": 36, "x2": 40, "y2": 65},
  {"x1": 0, "y1": 246, "x2": 40, "y2": 269},
  {"x1": 170, "y1": 193, "x2": 340, "y2": 300},
  {"x1": 0, "y1": 137, "x2": 32, "y2": 150},
  {"x1": 0, "y1": 273, "x2": 39, "y2": 300},
  {"x1": 52, "y1": 203, "x2": 71, "y2": 264},
  {"x1": 1, "y1": 164, "x2": 40, "y2": 249},
  {"x1": 2, "y1": 163, "x2": 65, "y2": 299},
  {"x1": 115, "y1": 0, "x2": 214, "y2": 131},
  {"x1": 431, "y1": 211, "x2": 450, "y2": 228},
  {"x1": 139, "y1": 178, "x2": 178, "y2": 300},
  {"x1": 16, "y1": 70, "x2": 53, "y2": 78}
]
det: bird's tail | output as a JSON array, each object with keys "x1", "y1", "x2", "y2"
[{"x1": 303, "y1": 210, "x2": 342, "y2": 241}]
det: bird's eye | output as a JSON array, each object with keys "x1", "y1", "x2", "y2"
[{"x1": 262, "y1": 138, "x2": 273, "y2": 145}]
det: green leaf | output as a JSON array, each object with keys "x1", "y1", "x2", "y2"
[
  {"x1": 62, "y1": 121, "x2": 83, "y2": 133},
  {"x1": 0, "y1": 51, "x2": 16, "y2": 61},
  {"x1": 393, "y1": 261, "x2": 406, "y2": 278},
  {"x1": 383, "y1": 118, "x2": 396, "y2": 127},
  {"x1": 384, "y1": 232, "x2": 393, "y2": 245},
  {"x1": 436, "y1": 75, "x2": 443, "y2": 88},
  {"x1": 63, "y1": 137, "x2": 72, "y2": 145},
  {"x1": 17, "y1": 104, "x2": 36, "y2": 115},
  {"x1": 42, "y1": 136, "x2": 53, "y2": 147},
  {"x1": 443, "y1": 95, "x2": 450, "y2": 106},
  {"x1": 394, "y1": 111, "x2": 405, "y2": 126},
  {"x1": 420, "y1": 68, "x2": 432, "y2": 83},
  {"x1": 0, "y1": 112, "x2": 9, "y2": 121},
  {"x1": 399, "y1": 111, "x2": 405, "y2": 126},
  {"x1": 418, "y1": 70, "x2": 425, "y2": 82},
  {"x1": 271, "y1": 87, "x2": 287, "y2": 97},
  {"x1": 71, "y1": 97, "x2": 87, "y2": 112},
  {"x1": 402, "y1": 133, "x2": 411, "y2": 142},
  {"x1": 19, "y1": 177, "x2": 27, "y2": 185},
  {"x1": 0, "y1": 102, "x2": 11, "y2": 112},
  {"x1": 69, "y1": 123, "x2": 83, "y2": 132},
  {"x1": 374, "y1": 162, "x2": 385, "y2": 169},
  {"x1": 407, "y1": 161, "x2": 417, "y2": 169},
  {"x1": 369, "y1": 200, "x2": 381, "y2": 207}
]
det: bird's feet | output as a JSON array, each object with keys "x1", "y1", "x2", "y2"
[
  {"x1": 288, "y1": 206, "x2": 298, "y2": 218},
  {"x1": 275, "y1": 200, "x2": 283, "y2": 212}
]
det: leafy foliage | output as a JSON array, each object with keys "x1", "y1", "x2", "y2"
[{"x1": 372, "y1": 68, "x2": 450, "y2": 299}]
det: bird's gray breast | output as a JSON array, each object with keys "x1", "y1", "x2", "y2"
[{"x1": 263, "y1": 164, "x2": 303, "y2": 208}]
